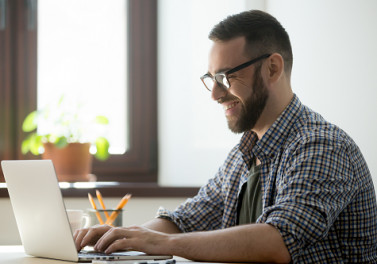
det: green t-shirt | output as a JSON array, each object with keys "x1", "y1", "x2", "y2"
[{"x1": 238, "y1": 164, "x2": 262, "y2": 225}]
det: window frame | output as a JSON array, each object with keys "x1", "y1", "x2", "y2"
[
  {"x1": 0, "y1": 0, "x2": 159, "y2": 184},
  {"x1": 0, "y1": 0, "x2": 38, "y2": 177},
  {"x1": 92, "y1": 0, "x2": 159, "y2": 183},
  {"x1": 0, "y1": 0, "x2": 200, "y2": 198}
]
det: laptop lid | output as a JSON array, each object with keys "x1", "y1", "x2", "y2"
[
  {"x1": 2, "y1": 160, "x2": 79, "y2": 262},
  {"x1": 2, "y1": 160, "x2": 173, "y2": 262}
]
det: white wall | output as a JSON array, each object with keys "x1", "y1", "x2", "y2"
[
  {"x1": 158, "y1": 0, "x2": 377, "y2": 189},
  {"x1": 158, "y1": 0, "x2": 248, "y2": 187}
]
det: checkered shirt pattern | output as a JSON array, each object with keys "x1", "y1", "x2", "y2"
[{"x1": 157, "y1": 94, "x2": 377, "y2": 263}]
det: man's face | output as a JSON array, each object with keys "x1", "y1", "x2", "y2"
[{"x1": 207, "y1": 37, "x2": 269, "y2": 133}]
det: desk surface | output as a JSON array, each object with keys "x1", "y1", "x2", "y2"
[
  {"x1": 0, "y1": 246, "x2": 63, "y2": 264},
  {"x1": 0, "y1": 246, "x2": 197, "y2": 264}
]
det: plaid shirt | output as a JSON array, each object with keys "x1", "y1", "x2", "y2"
[{"x1": 157, "y1": 95, "x2": 377, "y2": 263}]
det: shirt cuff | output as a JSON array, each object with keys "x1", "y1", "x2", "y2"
[
  {"x1": 264, "y1": 215, "x2": 303, "y2": 262},
  {"x1": 155, "y1": 206, "x2": 186, "y2": 232}
]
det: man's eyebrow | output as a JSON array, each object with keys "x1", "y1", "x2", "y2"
[
  {"x1": 207, "y1": 67, "x2": 232, "y2": 76},
  {"x1": 216, "y1": 67, "x2": 231, "y2": 73}
]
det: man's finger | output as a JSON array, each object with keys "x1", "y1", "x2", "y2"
[
  {"x1": 105, "y1": 238, "x2": 131, "y2": 254},
  {"x1": 94, "y1": 227, "x2": 129, "y2": 252},
  {"x1": 74, "y1": 228, "x2": 89, "y2": 251}
]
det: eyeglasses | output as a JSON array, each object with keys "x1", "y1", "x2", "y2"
[{"x1": 200, "y1": 54, "x2": 271, "y2": 91}]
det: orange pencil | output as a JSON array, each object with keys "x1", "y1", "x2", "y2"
[
  {"x1": 88, "y1": 193, "x2": 104, "y2": 225},
  {"x1": 105, "y1": 194, "x2": 132, "y2": 226},
  {"x1": 96, "y1": 190, "x2": 110, "y2": 219}
]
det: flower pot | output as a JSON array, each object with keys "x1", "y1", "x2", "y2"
[{"x1": 42, "y1": 142, "x2": 93, "y2": 182}]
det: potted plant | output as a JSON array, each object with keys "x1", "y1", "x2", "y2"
[{"x1": 21, "y1": 96, "x2": 110, "y2": 182}]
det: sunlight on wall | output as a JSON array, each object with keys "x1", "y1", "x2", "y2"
[{"x1": 158, "y1": 0, "x2": 377, "y2": 188}]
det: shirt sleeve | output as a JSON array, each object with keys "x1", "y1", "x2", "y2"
[
  {"x1": 157, "y1": 168, "x2": 224, "y2": 232},
  {"x1": 259, "y1": 131, "x2": 359, "y2": 260},
  {"x1": 156, "y1": 168, "x2": 225, "y2": 232}
]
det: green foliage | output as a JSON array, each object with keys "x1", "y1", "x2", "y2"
[
  {"x1": 21, "y1": 96, "x2": 110, "y2": 161},
  {"x1": 95, "y1": 136, "x2": 110, "y2": 161}
]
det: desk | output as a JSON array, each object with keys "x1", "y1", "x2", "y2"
[
  {"x1": 0, "y1": 246, "x2": 197, "y2": 264},
  {"x1": 0, "y1": 246, "x2": 265, "y2": 264},
  {"x1": 0, "y1": 246, "x2": 68, "y2": 264},
  {"x1": 0, "y1": 246, "x2": 74, "y2": 264}
]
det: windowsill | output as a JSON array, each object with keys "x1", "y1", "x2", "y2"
[{"x1": 0, "y1": 182, "x2": 200, "y2": 198}]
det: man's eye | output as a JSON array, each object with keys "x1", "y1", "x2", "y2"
[{"x1": 223, "y1": 78, "x2": 230, "y2": 88}]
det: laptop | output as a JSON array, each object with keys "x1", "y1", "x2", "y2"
[{"x1": 1, "y1": 160, "x2": 172, "y2": 262}]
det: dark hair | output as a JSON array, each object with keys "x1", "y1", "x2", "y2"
[{"x1": 209, "y1": 10, "x2": 293, "y2": 75}]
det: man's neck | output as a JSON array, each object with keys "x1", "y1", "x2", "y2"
[{"x1": 252, "y1": 90, "x2": 294, "y2": 140}]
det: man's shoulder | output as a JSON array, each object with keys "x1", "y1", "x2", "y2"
[{"x1": 287, "y1": 105, "x2": 354, "y2": 149}]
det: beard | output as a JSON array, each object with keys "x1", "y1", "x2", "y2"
[{"x1": 227, "y1": 66, "x2": 269, "y2": 133}]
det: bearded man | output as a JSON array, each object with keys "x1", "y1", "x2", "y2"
[{"x1": 74, "y1": 10, "x2": 377, "y2": 263}]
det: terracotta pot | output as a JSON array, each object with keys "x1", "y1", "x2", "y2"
[{"x1": 42, "y1": 142, "x2": 93, "y2": 182}]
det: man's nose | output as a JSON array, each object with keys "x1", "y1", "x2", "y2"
[{"x1": 211, "y1": 82, "x2": 227, "y2": 101}]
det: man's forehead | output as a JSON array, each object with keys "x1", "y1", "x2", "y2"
[{"x1": 208, "y1": 36, "x2": 248, "y2": 74}]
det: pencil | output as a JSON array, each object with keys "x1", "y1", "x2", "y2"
[
  {"x1": 96, "y1": 190, "x2": 110, "y2": 219},
  {"x1": 105, "y1": 194, "x2": 132, "y2": 226},
  {"x1": 88, "y1": 193, "x2": 104, "y2": 225}
]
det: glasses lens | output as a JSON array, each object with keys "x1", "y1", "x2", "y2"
[
  {"x1": 215, "y1": 74, "x2": 229, "y2": 89},
  {"x1": 202, "y1": 76, "x2": 215, "y2": 91}
]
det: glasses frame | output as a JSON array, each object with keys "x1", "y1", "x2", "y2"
[{"x1": 200, "y1": 53, "x2": 271, "y2": 91}]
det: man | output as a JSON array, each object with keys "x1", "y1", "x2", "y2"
[{"x1": 74, "y1": 10, "x2": 377, "y2": 263}]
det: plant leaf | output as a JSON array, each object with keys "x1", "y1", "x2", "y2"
[
  {"x1": 58, "y1": 95, "x2": 65, "y2": 106},
  {"x1": 21, "y1": 137, "x2": 31, "y2": 154},
  {"x1": 95, "y1": 115, "x2": 109, "y2": 125},
  {"x1": 29, "y1": 134, "x2": 42, "y2": 155},
  {"x1": 55, "y1": 137, "x2": 68, "y2": 148},
  {"x1": 22, "y1": 111, "x2": 38, "y2": 132},
  {"x1": 95, "y1": 137, "x2": 110, "y2": 161}
]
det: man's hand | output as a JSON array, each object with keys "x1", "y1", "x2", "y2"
[
  {"x1": 73, "y1": 224, "x2": 112, "y2": 252},
  {"x1": 93, "y1": 226, "x2": 171, "y2": 255},
  {"x1": 73, "y1": 218, "x2": 180, "y2": 253},
  {"x1": 74, "y1": 224, "x2": 172, "y2": 255}
]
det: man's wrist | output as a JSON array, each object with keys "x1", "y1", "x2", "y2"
[{"x1": 164, "y1": 233, "x2": 182, "y2": 257}]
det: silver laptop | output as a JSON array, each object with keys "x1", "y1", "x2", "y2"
[{"x1": 1, "y1": 160, "x2": 172, "y2": 262}]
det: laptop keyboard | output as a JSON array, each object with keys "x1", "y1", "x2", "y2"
[
  {"x1": 78, "y1": 249, "x2": 149, "y2": 261},
  {"x1": 78, "y1": 250, "x2": 118, "y2": 260}
]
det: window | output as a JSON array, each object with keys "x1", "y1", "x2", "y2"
[
  {"x1": 38, "y1": 0, "x2": 128, "y2": 155},
  {"x1": 0, "y1": 0, "x2": 158, "y2": 183}
]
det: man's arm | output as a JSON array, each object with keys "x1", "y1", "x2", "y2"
[
  {"x1": 142, "y1": 218, "x2": 182, "y2": 234},
  {"x1": 93, "y1": 223, "x2": 291, "y2": 263},
  {"x1": 168, "y1": 223, "x2": 290, "y2": 263}
]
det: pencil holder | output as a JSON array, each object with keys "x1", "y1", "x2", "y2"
[{"x1": 86, "y1": 208, "x2": 123, "y2": 227}]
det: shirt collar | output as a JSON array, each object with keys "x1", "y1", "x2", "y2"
[
  {"x1": 239, "y1": 94, "x2": 303, "y2": 164},
  {"x1": 239, "y1": 129, "x2": 259, "y2": 167}
]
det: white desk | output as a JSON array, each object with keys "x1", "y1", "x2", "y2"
[
  {"x1": 0, "y1": 246, "x2": 196, "y2": 264},
  {"x1": 0, "y1": 246, "x2": 72, "y2": 264}
]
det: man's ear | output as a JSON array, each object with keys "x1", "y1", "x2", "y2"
[{"x1": 265, "y1": 53, "x2": 284, "y2": 84}]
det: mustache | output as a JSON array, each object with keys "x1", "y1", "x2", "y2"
[{"x1": 217, "y1": 95, "x2": 238, "y2": 104}]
